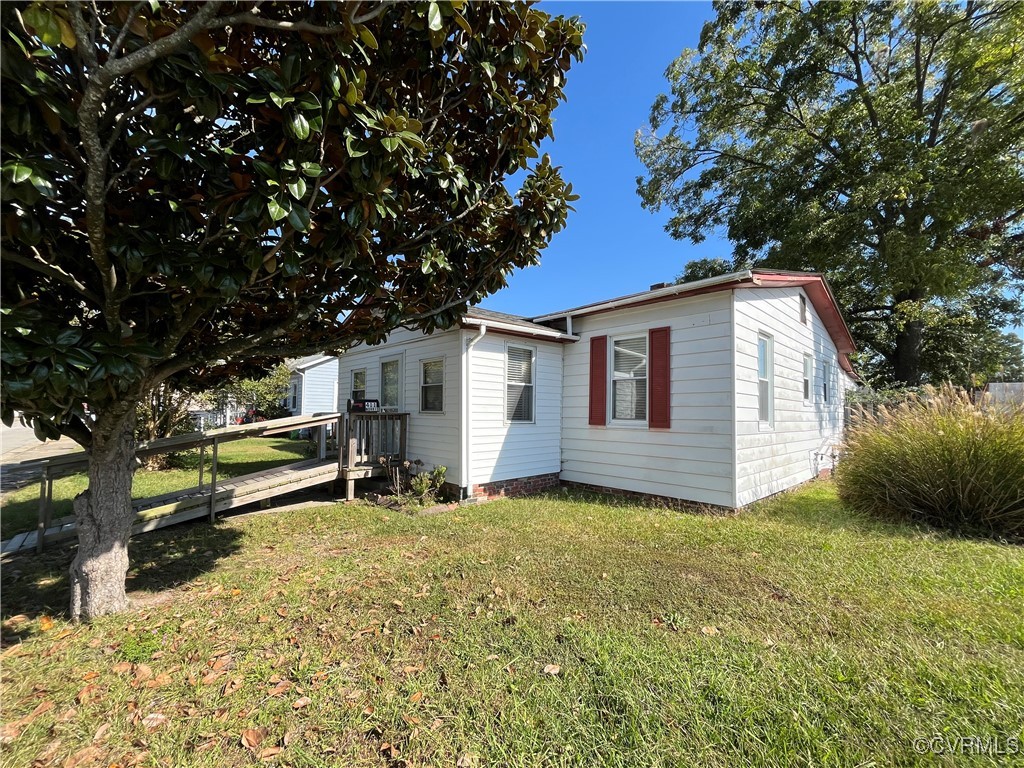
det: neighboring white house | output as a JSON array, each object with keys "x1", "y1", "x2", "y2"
[
  {"x1": 286, "y1": 355, "x2": 340, "y2": 416},
  {"x1": 335, "y1": 270, "x2": 858, "y2": 509}
]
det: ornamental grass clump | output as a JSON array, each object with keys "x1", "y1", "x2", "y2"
[{"x1": 835, "y1": 384, "x2": 1024, "y2": 539}]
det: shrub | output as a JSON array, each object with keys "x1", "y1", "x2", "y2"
[{"x1": 836, "y1": 384, "x2": 1024, "y2": 539}]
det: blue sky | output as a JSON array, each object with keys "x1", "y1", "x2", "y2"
[{"x1": 480, "y1": 1, "x2": 721, "y2": 318}]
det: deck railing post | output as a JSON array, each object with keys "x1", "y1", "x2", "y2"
[
  {"x1": 399, "y1": 414, "x2": 409, "y2": 461},
  {"x1": 209, "y1": 438, "x2": 219, "y2": 522},
  {"x1": 338, "y1": 414, "x2": 344, "y2": 472},
  {"x1": 318, "y1": 423, "x2": 327, "y2": 460},
  {"x1": 198, "y1": 444, "x2": 206, "y2": 489}
]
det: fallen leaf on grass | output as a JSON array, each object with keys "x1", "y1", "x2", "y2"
[
  {"x1": 92, "y1": 722, "x2": 110, "y2": 742},
  {"x1": 112, "y1": 662, "x2": 133, "y2": 675},
  {"x1": 408, "y1": 691, "x2": 424, "y2": 704},
  {"x1": 38, "y1": 616, "x2": 54, "y2": 632},
  {"x1": 541, "y1": 664, "x2": 561, "y2": 676},
  {"x1": 63, "y1": 744, "x2": 104, "y2": 767},
  {"x1": 701, "y1": 625, "x2": 720, "y2": 636},
  {"x1": 200, "y1": 670, "x2": 223, "y2": 686},
  {"x1": 77, "y1": 685, "x2": 102, "y2": 705},
  {"x1": 291, "y1": 696, "x2": 311, "y2": 710},
  {"x1": 221, "y1": 677, "x2": 242, "y2": 697},
  {"x1": 131, "y1": 665, "x2": 153, "y2": 685},
  {"x1": 268, "y1": 680, "x2": 292, "y2": 697},
  {"x1": 0, "y1": 723, "x2": 20, "y2": 745},
  {"x1": 141, "y1": 713, "x2": 169, "y2": 731},
  {"x1": 258, "y1": 746, "x2": 282, "y2": 760},
  {"x1": 276, "y1": 607, "x2": 288, "y2": 618},
  {"x1": 241, "y1": 728, "x2": 266, "y2": 750},
  {"x1": 145, "y1": 672, "x2": 172, "y2": 689}
]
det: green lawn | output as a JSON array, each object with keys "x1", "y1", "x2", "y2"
[
  {"x1": 1, "y1": 482, "x2": 1022, "y2": 767},
  {"x1": 0, "y1": 437, "x2": 312, "y2": 540}
]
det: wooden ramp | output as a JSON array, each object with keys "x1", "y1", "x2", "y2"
[{"x1": 1, "y1": 458, "x2": 340, "y2": 557}]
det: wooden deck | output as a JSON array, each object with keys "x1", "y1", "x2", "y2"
[
  {"x1": 1, "y1": 458, "x2": 342, "y2": 556},
  {"x1": 0, "y1": 411, "x2": 411, "y2": 558}
]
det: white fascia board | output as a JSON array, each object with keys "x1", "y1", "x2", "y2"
[
  {"x1": 461, "y1": 317, "x2": 579, "y2": 342},
  {"x1": 532, "y1": 270, "x2": 754, "y2": 323}
]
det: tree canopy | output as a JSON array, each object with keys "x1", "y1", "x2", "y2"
[
  {"x1": 2, "y1": 0, "x2": 585, "y2": 443},
  {"x1": 0, "y1": 0, "x2": 585, "y2": 620},
  {"x1": 637, "y1": 0, "x2": 1024, "y2": 385}
]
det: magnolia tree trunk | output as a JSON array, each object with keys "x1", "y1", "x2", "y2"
[{"x1": 69, "y1": 409, "x2": 138, "y2": 622}]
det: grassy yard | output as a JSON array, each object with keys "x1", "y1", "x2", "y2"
[
  {"x1": 0, "y1": 437, "x2": 312, "y2": 540},
  {"x1": 1, "y1": 482, "x2": 1022, "y2": 767}
]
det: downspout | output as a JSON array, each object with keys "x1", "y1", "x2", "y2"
[{"x1": 461, "y1": 324, "x2": 487, "y2": 499}]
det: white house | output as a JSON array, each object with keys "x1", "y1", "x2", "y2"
[
  {"x1": 286, "y1": 355, "x2": 340, "y2": 416},
  {"x1": 335, "y1": 270, "x2": 858, "y2": 509}
]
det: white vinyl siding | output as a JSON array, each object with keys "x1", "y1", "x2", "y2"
[
  {"x1": 560, "y1": 293, "x2": 735, "y2": 508},
  {"x1": 505, "y1": 346, "x2": 535, "y2": 423},
  {"x1": 734, "y1": 287, "x2": 848, "y2": 506},
  {"x1": 466, "y1": 333, "x2": 561, "y2": 485},
  {"x1": 611, "y1": 336, "x2": 647, "y2": 422},
  {"x1": 420, "y1": 358, "x2": 444, "y2": 413},
  {"x1": 337, "y1": 328, "x2": 462, "y2": 479}
]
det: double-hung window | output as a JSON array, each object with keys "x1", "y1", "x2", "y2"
[
  {"x1": 380, "y1": 358, "x2": 401, "y2": 410},
  {"x1": 420, "y1": 359, "x2": 444, "y2": 412},
  {"x1": 822, "y1": 360, "x2": 832, "y2": 404},
  {"x1": 611, "y1": 336, "x2": 647, "y2": 422},
  {"x1": 803, "y1": 354, "x2": 813, "y2": 403},
  {"x1": 757, "y1": 333, "x2": 774, "y2": 425},
  {"x1": 506, "y1": 346, "x2": 535, "y2": 422},
  {"x1": 351, "y1": 369, "x2": 366, "y2": 401}
]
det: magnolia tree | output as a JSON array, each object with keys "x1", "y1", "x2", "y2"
[
  {"x1": 637, "y1": 1, "x2": 1023, "y2": 385},
  {"x1": 0, "y1": 1, "x2": 584, "y2": 620}
]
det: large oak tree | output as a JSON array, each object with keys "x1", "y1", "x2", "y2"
[
  {"x1": 0, "y1": 1, "x2": 584, "y2": 620},
  {"x1": 637, "y1": 0, "x2": 1023, "y2": 385}
]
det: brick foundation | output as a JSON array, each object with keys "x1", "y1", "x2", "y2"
[
  {"x1": 471, "y1": 472, "x2": 561, "y2": 500},
  {"x1": 559, "y1": 480, "x2": 734, "y2": 515}
]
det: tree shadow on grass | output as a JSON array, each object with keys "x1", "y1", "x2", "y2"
[{"x1": 1, "y1": 520, "x2": 243, "y2": 643}]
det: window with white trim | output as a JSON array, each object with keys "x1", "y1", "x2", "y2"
[
  {"x1": 351, "y1": 369, "x2": 366, "y2": 401},
  {"x1": 420, "y1": 358, "x2": 444, "y2": 412},
  {"x1": 611, "y1": 336, "x2": 647, "y2": 421},
  {"x1": 823, "y1": 360, "x2": 832, "y2": 404},
  {"x1": 506, "y1": 346, "x2": 534, "y2": 422},
  {"x1": 757, "y1": 333, "x2": 774, "y2": 425},
  {"x1": 799, "y1": 294, "x2": 808, "y2": 325},
  {"x1": 380, "y1": 358, "x2": 401, "y2": 410},
  {"x1": 290, "y1": 383, "x2": 298, "y2": 410},
  {"x1": 803, "y1": 354, "x2": 813, "y2": 402}
]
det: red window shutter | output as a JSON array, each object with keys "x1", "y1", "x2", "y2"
[
  {"x1": 588, "y1": 336, "x2": 607, "y2": 426},
  {"x1": 649, "y1": 326, "x2": 671, "y2": 429}
]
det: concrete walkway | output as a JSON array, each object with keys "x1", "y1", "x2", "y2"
[{"x1": 0, "y1": 422, "x2": 83, "y2": 494}]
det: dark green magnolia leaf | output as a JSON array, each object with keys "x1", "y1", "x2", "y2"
[
  {"x1": 359, "y1": 27, "x2": 378, "y2": 50},
  {"x1": 269, "y1": 92, "x2": 295, "y2": 108},
  {"x1": 23, "y1": 5, "x2": 62, "y2": 47},
  {"x1": 289, "y1": 112, "x2": 310, "y2": 140},
  {"x1": 287, "y1": 206, "x2": 310, "y2": 232},
  {"x1": 3, "y1": 162, "x2": 33, "y2": 184},
  {"x1": 286, "y1": 177, "x2": 307, "y2": 200},
  {"x1": 427, "y1": 2, "x2": 443, "y2": 32},
  {"x1": 253, "y1": 159, "x2": 277, "y2": 179},
  {"x1": 267, "y1": 198, "x2": 289, "y2": 221},
  {"x1": 300, "y1": 162, "x2": 324, "y2": 177}
]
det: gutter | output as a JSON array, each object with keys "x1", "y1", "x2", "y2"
[
  {"x1": 461, "y1": 323, "x2": 487, "y2": 498},
  {"x1": 461, "y1": 317, "x2": 578, "y2": 342}
]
